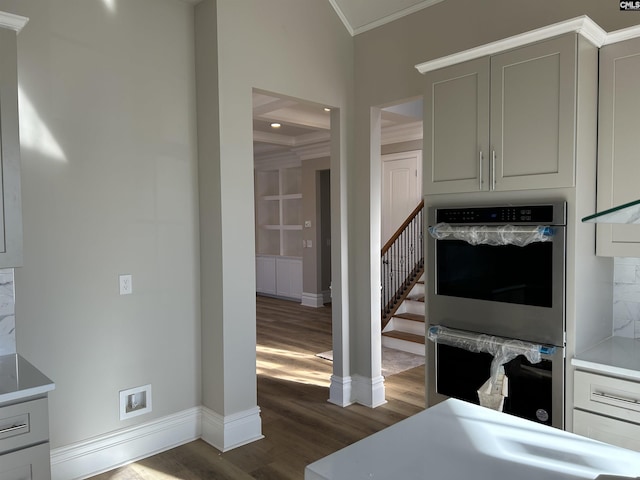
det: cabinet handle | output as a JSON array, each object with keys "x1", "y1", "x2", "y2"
[
  {"x1": 491, "y1": 150, "x2": 496, "y2": 191},
  {"x1": 591, "y1": 390, "x2": 640, "y2": 412},
  {"x1": 479, "y1": 151, "x2": 483, "y2": 190},
  {"x1": 0, "y1": 423, "x2": 28, "y2": 435}
]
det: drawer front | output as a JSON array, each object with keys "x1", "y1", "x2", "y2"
[
  {"x1": 0, "y1": 398, "x2": 48, "y2": 454},
  {"x1": 574, "y1": 370, "x2": 640, "y2": 423},
  {"x1": 573, "y1": 409, "x2": 640, "y2": 453},
  {"x1": 0, "y1": 442, "x2": 51, "y2": 480}
]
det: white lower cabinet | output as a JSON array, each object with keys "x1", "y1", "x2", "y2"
[
  {"x1": 574, "y1": 410, "x2": 640, "y2": 452},
  {"x1": 0, "y1": 443, "x2": 51, "y2": 480},
  {"x1": 0, "y1": 397, "x2": 51, "y2": 480},
  {"x1": 256, "y1": 255, "x2": 302, "y2": 300},
  {"x1": 256, "y1": 255, "x2": 277, "y2": 295},
  {"x1": 573, "y1": 370, "x2": 640, "y2": 452}
]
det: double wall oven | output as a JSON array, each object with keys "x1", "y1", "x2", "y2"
[{"x1": 426, "y1": 201, "x2": 566, "y2": 428}]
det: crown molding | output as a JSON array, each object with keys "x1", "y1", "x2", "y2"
[
  {"x1": 293, "y1": 141, "x2": 331, "y2": 161},
  {"x1": 351, "y1": 0, "x2": 445, "y2": 36},
  {"x1": 327, "y1": 0, "x2": 355, "y2": 36},
  {"x1": 254, "y1": 147, "x2": 300, "y2": 166},
  {"x1": 603, "y1": 24, "x2": 640, "y2": 45},
  {"x1": 381, "y1": 121, "x2": 423, "y2": 145},
  {"x1": 0, "y1": 11, "x2": 28, "y2": 33},
  {"x1": 415, "y1": 15, "x2": 607, "y2": 74},
  {"x1": 329, "y1": 0, "x2": 444, "y2": 37}
]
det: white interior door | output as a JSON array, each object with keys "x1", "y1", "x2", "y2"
[{"x1": 382, "y1": 150, "x2": 422, "y2": 244}]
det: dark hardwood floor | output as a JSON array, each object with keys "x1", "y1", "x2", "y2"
[{"x1": 89, "y1": 296, "x2": 426, "y2": 479}]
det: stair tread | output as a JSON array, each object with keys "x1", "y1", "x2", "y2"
[
  {"x1": 406, "y1": 295, "x2": 425, "y2": 303},
  {"x1": 393, "y1": 312, "x2": 425, "y2": 322},
  {"x1": 382, "y1": 330, "x2": 425, "y2": 344}
]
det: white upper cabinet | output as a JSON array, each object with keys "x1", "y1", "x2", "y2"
[
  {"x1": 595, "y1": 35, "x2": 640, "y2": 257},
  {"x1": 0, "y1": 24, "x2": 24, "y2": 267},
  {"x1": 424, "y1": 34, "x2": 580, "y2": 195},
  {"x1": 423, "y1": 57, "x2": 489, "y2": 194},
  {"x1": 490, "y1": 35, "x2": 577, "y2": 191}
]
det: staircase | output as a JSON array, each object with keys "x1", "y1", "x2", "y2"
[
  {"x1": 380, "y1": 200, "x2": 425, "y2": 356},
  {"x1": 382, "y1": 274, "x2": 425, "y2": 356}
]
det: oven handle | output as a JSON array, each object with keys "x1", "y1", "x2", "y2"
[
  {"x1": 428, "y1": 223, "x2": 554, "y2": 247},
  {"x1": 428, "y1": 325, "x2": 554, "y2": 393}
]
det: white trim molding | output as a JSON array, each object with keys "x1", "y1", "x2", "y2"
[
  {"x1": 301, "y1": 292, "x2": 326, "y2": 308},
  {"x1": 0, "y1": 12, "x2": 28, "y2": 33},
  {"x1": 415, "y1": 15, "x2": 607, "y2": 74},
  {"x1": 201, "y1": 405, "x2": 264, "y2": 453},
  {"x1": 604, "y1": 24, "x2": 640, "y2": 45},
  {"x1": 329, "y1": 374, "x2": 353, "y2": 407},
  {"x1": 352, "y1": 374, "x2": 387, "y2": 408},
  {"x1": 328, "y1": 0, "x2": 445, "y2": 37},
  {"x1": 50, "y1": 407, "x2": 201, "y2": 480}
]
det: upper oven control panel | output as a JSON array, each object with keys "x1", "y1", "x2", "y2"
[{"x1": 435, "y1": 205, "x2": 556, "y2": 224}]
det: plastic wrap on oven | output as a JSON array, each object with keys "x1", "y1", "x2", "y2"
[
  {"x1": 428, "y1": 325, "x2": 543, "y2": 392},
  {"x1": 427, "y1": 223, "x2": 554, "y2": 246}
]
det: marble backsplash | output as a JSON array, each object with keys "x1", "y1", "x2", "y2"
[
  {"x1": 613, "y1": 257, "x2": 640, "y2": 338},
  {"x1": 0, "y1": 268, "x2": 15, "y2": 355}
]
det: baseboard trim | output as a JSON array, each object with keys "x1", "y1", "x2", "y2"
[
  {"x1": 353, "y1": 374, "x2": 387, "y2": 408},
  {"x1": 201, "y1": 405, "x2": 264, "y2": 452},
  {"x1": 50, "y1": 407, "x2": 201, "y2": 480},
  {"x1": 301, "y1": 292, "x2": 325, "y2": 308},
  {"x1": 328, "y1": 374, "x2": 353, "y2": 407}
]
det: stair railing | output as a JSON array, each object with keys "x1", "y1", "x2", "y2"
[{"x1": 381, "y1": 200, "x2": 424, "y2": 325}]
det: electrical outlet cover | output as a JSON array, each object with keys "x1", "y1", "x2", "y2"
[{"x1": 119, "y1": 274, "x2": 133, "y2": 295}]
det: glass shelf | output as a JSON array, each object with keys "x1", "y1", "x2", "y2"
[{"x1": 582, "y1": 199, "x2": 640, "y2": 224}]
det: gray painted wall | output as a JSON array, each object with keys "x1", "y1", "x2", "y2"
[{"x1": 0, "y1": 0, "x2": 200, "y2": 448}]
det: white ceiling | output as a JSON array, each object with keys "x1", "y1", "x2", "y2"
[{"x1": 328, "y1": 0, "x2": 445, "y2": 35}]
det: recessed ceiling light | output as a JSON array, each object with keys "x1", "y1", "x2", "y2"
[
  {"x1": 270, "y1": 123, "x2": 281, "y2": 128},
  {"x1": 324, "y1": 107, "x2": 331, "y2": 112}
]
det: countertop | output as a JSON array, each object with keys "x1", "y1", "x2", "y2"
[
  {"x1": 572, "y1": 336, "x2": 640, "y2": 380},
  {"x1": 0, "y1": 353, "x2": 55, "y2": 404},
  {"x1": 305, "y1": 398, "x2": 640, "y2": 480}
]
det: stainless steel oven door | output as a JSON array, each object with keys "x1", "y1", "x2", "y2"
[
  {"x1": 427, "y1": 215, "x2": 566, "y2": 347},
  {"x1": 427, "y1": 339, "x2": 565, "y2": 429}
]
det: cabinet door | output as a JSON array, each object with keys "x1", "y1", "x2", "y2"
[
  {"x1": 423, "y1": 57, "x2": 490, "y2": 194},
  {"x1": 256, "y1": 255, "x2": 276, "y2": 295},
  {"x1": 490, "y1": 34, "x2": 576, "y2": 191},
  {"x1": 275, "y1": 257, "x2": 302, "y2": 300},
  {"x1": 0, "y1": 28, "x2": 23, "y2": 267},
  {"x1": 0, "y1": 443, "x2": 51, "y2": 480},
  {"x1": 574, "y1": 409, "x2": 640, "y2": 453},
  {"x1": 595, "y1": 36, "x2": 640, "y2": 257}
]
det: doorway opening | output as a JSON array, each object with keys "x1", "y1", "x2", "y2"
[
  {"x1": 252, "y1": 89, "x2": 334, "y2": 390},
  {"x1": 374, "y1": 97, "x2": 426, "y2": 394}
]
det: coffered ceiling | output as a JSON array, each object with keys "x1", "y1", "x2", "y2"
[{"x1": 253, "y1": 92, "x2": 422, "y2": 164}]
